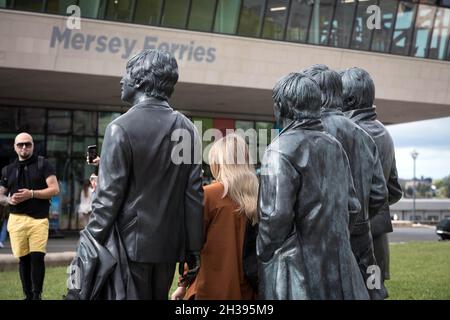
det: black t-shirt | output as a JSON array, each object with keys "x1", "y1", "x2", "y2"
[{"x1": 1, "y1": 155, "x2": 56, "y2": 219}]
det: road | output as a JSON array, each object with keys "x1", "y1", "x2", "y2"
[{"x1": 388, "y1": 226, "x2": 439, "y2": 243}]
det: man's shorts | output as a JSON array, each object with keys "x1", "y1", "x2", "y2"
[{"x1": 7, "y1": 214, "x2": 49, "y2": 258}]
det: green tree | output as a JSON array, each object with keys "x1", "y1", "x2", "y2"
[{"x1": 434, "y1": 175, "x2": 450, "y2": 198}]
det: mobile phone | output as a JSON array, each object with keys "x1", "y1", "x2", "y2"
[{"x1": 87, "y1": 145, "x2": 97, "y2": 163}]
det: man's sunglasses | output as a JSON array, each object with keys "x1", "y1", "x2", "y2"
[{"x1": 16, "y1": 142, "x2": 33, "y2": 148}]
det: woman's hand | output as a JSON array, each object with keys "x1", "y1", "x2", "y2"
[{"x1": 171, "y1": 286, "x2": 186, "y2": 300}]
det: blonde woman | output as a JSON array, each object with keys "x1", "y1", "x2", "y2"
[{"x1": 171, "y1": 133, "x2": 259, "y2": 300}]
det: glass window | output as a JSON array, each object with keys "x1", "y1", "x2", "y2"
[
  {"x1": 134, "y1": 0, "x2": 162, "y2": 25},
  {"x1": 447, "y1": 38, "x2": 450, "y2": 60},
  {"x1": 391, "y1": 1, "x2": 417, "y2": 55},
  {"x1": 20, "y1": 108, "x2": 46, "y2": 133},
  {"x1": 262, "y1": 0, "x2": 289, "y2": 40},
  {"x1": 308, "y1": 0, "x2": 335, "y2": 45},
  {"x1": 329, "y1": 0, "x2": 357, "y2": 48},
  {"x1": 371, "y1": 0, "x2": 398, "y2": 53},
  {"x1": 255, "y1": 121, "x2": 275, "y2": 163},
  {"x1": 238, "y1": 0, "x2": 266, "y2": 37},
  {"x1": 72, "y1": 136, "x2": 96, "y2": 158},
  {"x1": 105, "y1": 0, "x2": 133, "y2": 22},
  {"x1": 188, "y1": 0, "x2": 217, "y2": 32},
  {"x1": 213, "y1": 118, "x2": 235, "y2": 136},
  {"x1": 350, "y1": 0, "x2": 378, "y2": 50},
  {"x1": 428, "y1": 7, "x2": 450, "y2": 59},
  {"x1": 98, "y1": 112, "x2": 121, "y2": 136},
  {"x1": 79, "y1": 0, "x2": 103, "y2": 18},
  {"x1": 0, "y1": 1, "x2": 8, "y2": 8},
  {"x1": 285, "y1": 0, "x2": 313, "y2": 43},
  {"x1": 0, "y1": 133, "x2": 16, "y2": 169},
  {"x1": 161, "y1": 0, "x2": 190, "y2": 28},
  {"x1": 411, "y1": 5, "x2": 437, "y2": 57},
  {"x1": 214, "y1": 0, "x2": 241, "y2": 34},
  {"x1": 235, "y1": 120, "x2": 254, "y2": 130},
  {"x1": 48, "y1": 110, "x2": 71, "y2": 134},
  {"x1": 73, "y1": 111, "x2": 97, "y2": 136},
  {"x1": 46, "y1": 0, "x2": 77, "y2": 14},
  {"x1": 47, "y1": 135, "x2": 70, "y2": 157},
  {"x1": 192, "y1": 117, "x2": 213, "y2": 161},
  {"x1": 13, "y1": 0, "x2": 44, "y2": 11},
  {"x1": 0, "y1": 106, "x2": 19, "y2": 132}
]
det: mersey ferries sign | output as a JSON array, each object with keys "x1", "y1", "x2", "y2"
[{"x1": 49, "y1": 26, "x2": 217, "y2": 62}]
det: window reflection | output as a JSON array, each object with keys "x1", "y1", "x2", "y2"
[
  {"x1": 391, "y1": 1, "x2": 417, "y2": 55},
  {"x1": 428, "y1": 7, "x2": 450, "y2": 59},
  {"x1": 308, "y1": 0, "x2": 335, "y2": 45},
  {"x1": 371, "y1": 0, "x2": 398, "y2": 53},
  {"x1": 105, "y1": 0, "x2": 132, "y2": 22},
  {"x1": 78, "y1": 0, "x2": 103, "y2": 18},
  {"x1": 48, "y1": 110, "x2": 71, "y2": 134},
  {"x1": 46, "y1": 0, "x2": 77, "y2": 14},
  {"x1": 411, "y1": 5, "x2": 437, "y2": 57},
  {"x1": 134, "y1": 0, "x2": 162, "y2": 25},
  {"x1": 98, "y1": 112, "x2": 121, "y2": 136},
  {"x1": 20, "y1": 108, "x2": 46, "y2": 133},
  {"x1": 161, "y1": 0, "x2": 190, "y2": 28},
  {"x1": 14, "y1": 0, "x2": 43, "y2": 11},
  {"x1": 0, "y1": 106, "x2": 19, "y2": 132},
  {"x1": 262, "y1": 0, "x2": 289, "y2": 40},
  {"x1": 73, "y1": 111, "x2": 97, "y2": 136},
  {"x1": 238, "y1": 0, "x2": 265, "y2": 37},
  {"x1": 214, "y1": 0, "x2": 241, "y2": 34},
  {"x1": 188, "y1": 0, "x2": 217, "y2": 32},
  {"x1": 351, "y1": 0, "x2": 378, "y2": 50},
  {"x1": 286, "y1": 0, "x2": 313, "y2": 43},
  {"x1": 330, "y1": 0, "x2": 357, "y2": 48}
]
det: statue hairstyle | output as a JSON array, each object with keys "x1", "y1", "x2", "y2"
[
  {"x1": 301, "y1": 64, "x2": 344, "y2": 110},
  {"x1": 272, "y1": 72, "x2": 322, "y2": 120},
  {"x1": 339, "y1": 67, "x2": 375, "y2": 111},
  {"x1": 126, "y1": 49, "x2": 179, "y2": 101}
]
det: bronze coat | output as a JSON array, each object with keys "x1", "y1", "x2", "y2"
[{"x1": 257, "y1": 118, "x2": 369, "y2": 300}]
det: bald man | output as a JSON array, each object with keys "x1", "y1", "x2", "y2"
[{"x1": 0, "y1": 133, "x2": 59, "y2": 300}]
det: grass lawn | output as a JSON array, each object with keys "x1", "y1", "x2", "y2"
[
  {"x1": 0, "y1": 241, "x2": 449, "y2": 300},
  {"x1": 386, "y1": 241, "x2": 450, "y2": 299}
]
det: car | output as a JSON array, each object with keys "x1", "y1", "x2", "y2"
[{"x1": 436, "y1": 218, "x2": 450, "y2": 240}]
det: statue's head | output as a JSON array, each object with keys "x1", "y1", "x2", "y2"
[
  {"x1": 120, "y1": 49, "x2": 179, "y2": 104},
  {"x1": 339, "y1": 67, "x2": 375, "y2": 112},
  {"x1": 301, "y1": 64, "x2": 343, "y2": 110},
  {"x1": 272, "y1": 72, "x2": 322, "y2": 127}
]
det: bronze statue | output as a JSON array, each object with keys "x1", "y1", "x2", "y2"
[
  {"x1": 257, "y1": 72, "x2": 369, "y2": 300},
  {"x1": 340, "y1": 67, "x2": 403, "y2": 294},
  {"x1": 66, "y1": 49, "x2": 204, "y2": 300},
  {"x1": 302, "y1": 64, "x2": 389, "y2": 299}
]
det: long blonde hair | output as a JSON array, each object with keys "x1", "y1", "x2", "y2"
[{"x1": 208, "y1": 134, "x2": 259, "y2": 225}]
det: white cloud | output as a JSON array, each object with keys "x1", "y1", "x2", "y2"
[
  {"x1": 386, "y1": 117, "x2": 450, "y2": 180},
  {"x1": 394, "y1": 147, "x2": 450, "y2": 180}
]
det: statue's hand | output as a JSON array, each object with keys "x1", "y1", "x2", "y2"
[{"x1": 178, "y1": 251, "x2": 200, "y2": 287}]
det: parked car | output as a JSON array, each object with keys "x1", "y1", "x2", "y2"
[{"x1": 436, "y1": 218, "x2": 450, "y2": 240}]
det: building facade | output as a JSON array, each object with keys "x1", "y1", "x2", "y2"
[
  {"x1": 390, "y1": 199, "x2": 450, "y2": 222},
  {"x1": 1, "y1": 0, "x2": 450, "y2": 229}
]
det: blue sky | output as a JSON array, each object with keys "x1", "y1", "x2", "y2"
[{"x1": 386, "y1": 117, "x2": 450, "y2": 181}]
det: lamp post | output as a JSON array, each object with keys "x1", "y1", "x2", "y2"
[{"x1": 411, "y1": 149, "x2": 419, "y2": 218}]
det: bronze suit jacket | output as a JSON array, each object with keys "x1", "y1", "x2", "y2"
[{"x1": 85, "y1": 97, "x2": 204, "y2": 263}]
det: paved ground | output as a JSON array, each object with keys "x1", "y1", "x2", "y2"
[{"x1": 388, "y1": 225, "x2": 440, "y2": 243}]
